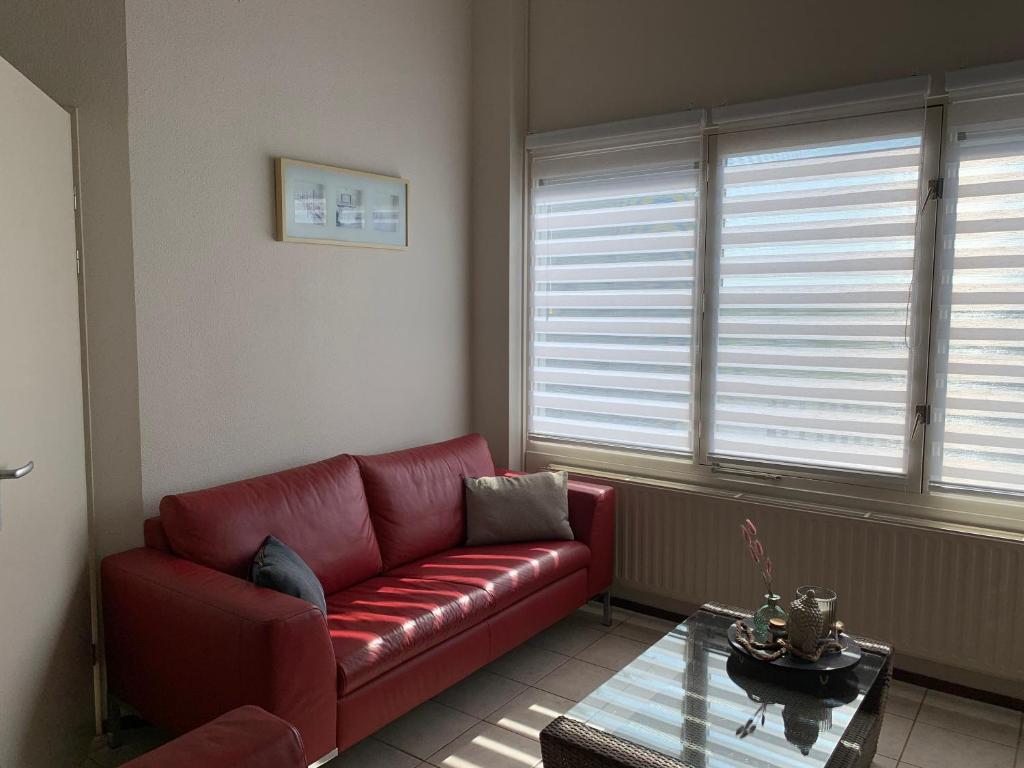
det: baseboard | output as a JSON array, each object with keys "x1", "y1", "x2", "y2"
[
  {"x1": 602, "y1": 594, "x2": 686, "y2": 624},
  {"x1": 892, "y1": 657, "x2": 1024, "y2": 711},
  {"x1": 601, "y1": 589, "x2": 1024, "y2": 711}
]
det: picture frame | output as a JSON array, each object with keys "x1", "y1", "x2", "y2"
[{"x1": 275, "y1": 157, "x2": 408, "y2": 249}]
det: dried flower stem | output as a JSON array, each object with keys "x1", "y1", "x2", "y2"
[{"x1": 740, "y1": 518, "x2": 774, "y2": 596}]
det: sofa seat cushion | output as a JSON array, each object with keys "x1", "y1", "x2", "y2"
[
  {"x1": 355, "y1": 434, "x2": 495, "y2": 570},
  {"x1": 387, "y1": 541, "x2": 591, "y2": 612},
  {"x1": 327, "y1": 576, "x2": 492, "y2": 695}
]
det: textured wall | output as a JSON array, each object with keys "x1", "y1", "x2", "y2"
[
  {"x1": 529, "y1": 0, "x2": 1024, "y2": 132},
  {"x1": 125, "y1": 0, "x2": 473, "y2": 509},
  {"x1": 470, "y1": 0, "x2": 528, "y2": 468}
]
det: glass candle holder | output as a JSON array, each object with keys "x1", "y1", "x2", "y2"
[{"x1": 796, "y1": 585, "x2": 838, "y2": 639}]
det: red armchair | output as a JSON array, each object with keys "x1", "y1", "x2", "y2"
[
  {"x1": 119, "y1": 706, "x2": 306, "y2": 768},
  {"x1": 102, "y1": 434, "x2": 615, "y2": 765}
]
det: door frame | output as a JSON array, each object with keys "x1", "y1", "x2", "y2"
[{"x1": 67, "y1": 106, "x2": 103, "y2": 737}]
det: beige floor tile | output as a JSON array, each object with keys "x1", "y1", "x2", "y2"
[
  {"x1": 575, "y1": 632, "x2": 650, "y2": 671},
  {"x1": 374, "y1": 700, "x2": 477, "y2": 760},
  {"x1": 877, "y1": 713, "x2": 914, "y2": 760},
  {"x1": 916, "y1": 690, "x2": 1022, "y2": 747},
  {"x1": 433, "y1": 669, "x2": 528, "y2": 718},
  {"x1": 535, "y1": 658, "x2": 615, "y2": 702},
  {"x1": 902, "y1": 721, "x2": 1017, "y2": 768},
  {"x1": 485, "y1": 643, "x2": 571, "y2": 686},
  {"x1": 886, "y1": 680, "x2": 926, "y2": 719},
  {"x1": 610, "y1": 613, "x2": 680, "y2": 645},
  {"x1": 1016, "y1": 741, "x2": 1023, "y2": 768},
  {"x1": 528, "y1": 616, "x2": 605, "y2": 656},
  {"x1": 872, "y1": 757, "x2": 897, "y2": 768},
  {"x1": 329, "y1": 737, "x2": 420, "y2": 768},
  {"x1": 428, "y1": 721, "x2": 542, "y2": 768},
  {"x1": 486, "y1": 687, "x2": 576, "y2": 741}
]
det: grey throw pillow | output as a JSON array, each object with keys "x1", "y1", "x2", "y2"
[
  {"x1": 464, "y1": 471, "x2": 573, "y2": 546},
  {"x1": 250, "y1": 535, "x2": 327, "y2": 614}
]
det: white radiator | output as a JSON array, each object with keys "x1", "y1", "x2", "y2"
[{"x1": 604, "y1": 480, "x2": 1024, "y2": 687}]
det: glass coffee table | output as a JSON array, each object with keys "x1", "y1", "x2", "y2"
[{"x1": 540, "y1": 602, "x2": 892, "y2": 768}]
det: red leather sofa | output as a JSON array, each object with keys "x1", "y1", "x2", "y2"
[
  {"x1": 120, "y1": 706, "x2": 306, "y2": 768},
  {"x1": 101, "y1": 434, "x2": 615, "y2": 766}
]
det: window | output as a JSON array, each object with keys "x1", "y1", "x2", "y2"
[
  {"x1": 704, "y1": 112, "x2": 929, "y2": 477},
  {"x1": 524, "y1": 69, "x2": 1024, "y2": 511},
  {"x1": 528, "y1": 137, "x2": 701, "y2": 453},
  {"x1": 929, "y1": 97, "x2": 1024, "y2": 495}
]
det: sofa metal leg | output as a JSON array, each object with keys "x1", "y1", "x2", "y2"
[
  {"x1": 601, "y1": 591, "x2": 613, "y2": 626},
  {"x1": 308, "y1": 747, "x2": 339, "y2": 768},
  {"x1": 104, "y1": 697, "x2": 122, "y2": 749}
]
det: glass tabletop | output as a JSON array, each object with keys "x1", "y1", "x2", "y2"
[{"x1": 565, "y1": 610, "x2": 884, "y2": 768}]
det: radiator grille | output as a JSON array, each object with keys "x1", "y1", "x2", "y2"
[{"x1": 607, "y1": 480, "x2": 1024, "y2": 683}]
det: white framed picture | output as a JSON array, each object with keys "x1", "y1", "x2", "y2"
[{"x1": 275, "y1": 157, "x2": 408, "y2": 248}]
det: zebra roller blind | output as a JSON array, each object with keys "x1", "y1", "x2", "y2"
[
  {"x1": 706, "y1": 111, "x2": 928, "y2": 475},
  {"x1": 529, "y1": 138, "x2": 701, "y2": 453},
  {"x1": 930, "y1": 95, "x2": 1024, "y2": 495}
]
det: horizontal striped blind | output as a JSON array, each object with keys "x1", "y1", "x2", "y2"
[
  {"x1": 708, "y1": 112, "x2": 926, "y2": 474},
  {"x1": 930, "y1": 104, "x2": 1024, "y2": 495},
  {"x1": 529, "y1": 140, "x2": 700, "y2": 452}
]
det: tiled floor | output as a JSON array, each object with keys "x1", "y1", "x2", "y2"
[{"x1": 87, "y1": 604, "x2": 1024, "y2": 768}]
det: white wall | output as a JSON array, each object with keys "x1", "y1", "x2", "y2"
[
  {"x1": 125, "y1": 0, "x2": 473, "y2": 509},
  {"x1": 529, "y1": 0, "x2": 1024, "y2": 132},
  {"x1": 470, "y1": 0, "x2": 527, "y2": 469}
]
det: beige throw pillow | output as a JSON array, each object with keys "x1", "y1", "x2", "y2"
[{"x1": 464, "y1": 471, "x2": 574, "y2": 546}]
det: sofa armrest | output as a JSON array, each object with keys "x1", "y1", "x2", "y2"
[
  {"x1": 101, "y1": 548, "x2": 337, "y2": 760},
  {"x1": 566, "y1": 479, "x2": 615, "y2": 597},
  {"x1": 499, "y1": 470, "x2": 615, "y2": 597}
]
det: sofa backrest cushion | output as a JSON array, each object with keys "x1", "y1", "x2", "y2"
[
  {"x1": 355, "y1": 434, "x2": 495, "y2": 570},
  {"x1": 159, "y1": 454, "x2": 382, "y2": 594}
]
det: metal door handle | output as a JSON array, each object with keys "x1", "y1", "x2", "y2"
[{"x1": 0, "y1": 461, "x2": 33, "y2": 480}]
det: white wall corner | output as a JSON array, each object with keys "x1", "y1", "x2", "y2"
[{"x1": 470, "y1": 0, "x2": 528, "y2": 469}]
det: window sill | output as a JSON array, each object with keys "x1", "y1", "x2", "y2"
[{"x1": 525, "y1": 439, "x2": 1024, "y2": 542}]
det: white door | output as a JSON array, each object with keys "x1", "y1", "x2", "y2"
[{"x1": 0, "y1": 56, "x2": 93, "y2": 767}]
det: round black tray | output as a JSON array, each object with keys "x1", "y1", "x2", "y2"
[{"x1": 726, "y1": 623, "x2": 862, "y2": 672}]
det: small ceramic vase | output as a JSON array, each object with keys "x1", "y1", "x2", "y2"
[{"x1": 787, "y1": 590, "x2": 823, "y2": 656}]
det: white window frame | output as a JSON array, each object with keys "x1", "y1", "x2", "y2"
[
  {"x1": 923, "y1": 87, "x2": 1024, "y2": 502},
  {"x1": 520, "y1": 77, "x2": 1024, "y2": 535},
  {"x1": 523, "y1": 111, "x2": 706, "y2": 467},
  {"x1": 696, "y1": 107, "x2": 944, "y2": 494}
]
